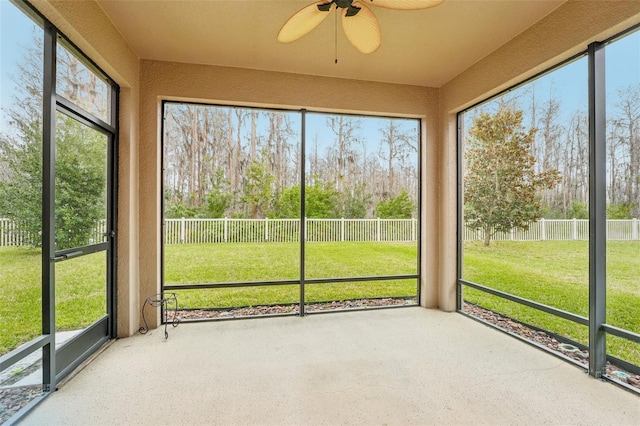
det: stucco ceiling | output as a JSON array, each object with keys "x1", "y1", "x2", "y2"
[{"x1": 96, "y1": 0, "x2": 566, "y2": 88}]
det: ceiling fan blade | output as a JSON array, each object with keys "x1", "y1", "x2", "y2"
[
  {"x1": 277, "y1": 2, "x2": 332, "y2": 43},
  {"x1": 341, "y1": 2, "x2": 381, "y2": 54},
  {"x1": 360, "y1": 0, "x2": 443, "y2": 10}
]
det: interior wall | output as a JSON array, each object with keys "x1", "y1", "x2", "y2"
[
  {"x1": 438, "y1": 0, "x2": 640, "y2": 311},
  {"x1": 31, "y1": 0, "x2": 141, "y2": 337},
  {"x1": 139, "y1": 60, "x2": 441, "y2": 328}
]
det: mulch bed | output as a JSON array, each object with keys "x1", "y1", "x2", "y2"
[
  {"x1": 174, "y1": 297, "x2": 417, "y2": 320},
  {"x1": 0, "y1": 386, "x2": 42, "y2": 424},
  {"x1": 463, "y1": 301, "x2": 640, "y2": 390}
]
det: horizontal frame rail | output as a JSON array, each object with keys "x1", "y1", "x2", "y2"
[
  {"x1": 460, "y1": 281, "x2": 640, "y2": 374},
  {"x1": 602, "y1": 324, "x2": 640, "y2": 345},
  {"x1": 0, "y1": 335, "x2": 51, "y2": 371},
  {"x1": 459, "y1": 279, "x2": 589, "y2": 326},
  {"x1": 164, "y1": 274, "x2": 419, "y2": 291}
]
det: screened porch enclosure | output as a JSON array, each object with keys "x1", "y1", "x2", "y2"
[
  {"x1": 161, "y1": 103, "x2": 421, "y2": 317},
  {"x1": 458, "y1": 27, "x2": 640, "y2": 385}
]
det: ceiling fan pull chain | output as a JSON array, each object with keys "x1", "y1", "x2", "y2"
[{"x1": 334, "y1": 5, "x2": 338, "y2": 64}]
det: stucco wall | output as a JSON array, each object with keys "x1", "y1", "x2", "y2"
[
  {"x1": 438, "y1": 0, "x2": 640, "y2": 311},
  {"x1": 139, "y1": 61, "x2": 441, "y2": 328},
  {"x1": 31, "y1": 0, "x2": 141, "y2": 337}
]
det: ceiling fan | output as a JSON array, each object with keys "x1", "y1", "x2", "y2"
[{"x1": 278, "y1": 0, "x2": 444, "y2": 54}]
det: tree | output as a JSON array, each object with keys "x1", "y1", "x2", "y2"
[
  {"x1": 241, "y1": 150, "x2": 275, "y2": 218},
  {"x1": 336, "y1": 183, "x2": 370, "y2": 219},
  {"x1": 54, "y1": 116, "x2": 107, "y2": 248},
  {"x1": 272, "y1": 183, "x2": 338, "y2": 218},
  {"x1": 376, "y1": 190, "x2": 415, "y2": 219},
  {"x1": 378, "y1": 120, "x2": 416, "y2": 197},
  {"x1": 464, "y1": 108, "x2": 561, "y2": 246},
  {"x1": 205, "y1": 169, "x2": 231, "y2": 218},
  {"x1": 0, "y1": 39, "x2": 107, "y2": 248}
]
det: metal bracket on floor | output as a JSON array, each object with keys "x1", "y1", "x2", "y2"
[{"x1": 139, "y1": 293, "x2": 180, "y2": 339}]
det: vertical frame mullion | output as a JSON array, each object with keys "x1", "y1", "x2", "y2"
[
  {"x1": 416, "y1": 119, "x2": 423, "y2": 303},
  {"x1": 456, "y1": 113, "x2": 464, "y2": 312},
  {"x1": 588, "y1": 41, "x2": 607, "y2": 378},
  {"x1": 299, "y1": 109, "x2": 306, "y2": 316},
  {"x1": 41, "y1": 21, "x2": 57, "y2": 392},
  {"x1": 107, "y1": 85, "x2": 119, "y2": 338}
]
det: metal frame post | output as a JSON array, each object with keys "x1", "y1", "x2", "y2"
[
  {"x1": 41, "y1": 20, "x2": 57, "y2": 393},
  {"x1": 456, "y1": 113, "x2": 464, "y2": 311},
  {"x1": 299, "y1": 109, "x2": 306, "y2": 316},
  {"x1": 588, "y1": 41, "x2": 607, "y2": 378}
]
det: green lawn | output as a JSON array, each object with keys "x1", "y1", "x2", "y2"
[
  {"x1": 0, "y1": 248, "x2": 106, "y2": 355},
  {"x1": 462, "y1": 240, "x2": 640, "y2": 365},
  {"x1": 164, "y1": 241, "x2": 418, "y2": 308}
]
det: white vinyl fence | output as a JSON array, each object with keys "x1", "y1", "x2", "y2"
[
  {"x1": 0, "y1": 218, "x2": 108, "y2": 247},
  {"x1": 163, "y1": 217, "x2": 418, "y2": 244},
  {"x1": 2, "y1": 218, "x2": 639, "y2": 247},
  {"x1": 463, "y1": 218, "x2": 640, "y2": 242}
]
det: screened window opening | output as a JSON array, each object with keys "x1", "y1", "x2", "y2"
[
  {"x1": 458, "y1": 28, "x2": 640, "y2": 386},
  {"x1": 162, "y1": 103, "x2": 421, "y2": 318}
]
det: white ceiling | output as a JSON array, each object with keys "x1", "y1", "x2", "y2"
[{"x1": 96, "y1": 0, "x2": 566, "y2": 88}]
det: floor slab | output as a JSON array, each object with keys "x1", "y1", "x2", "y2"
[{"x1": 22, "y1": 308, "x2": 640, "y2": 425}]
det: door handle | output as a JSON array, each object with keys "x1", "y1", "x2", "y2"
[{"x1": 51, "y1": 251, "x2": 83, "y2": 262}]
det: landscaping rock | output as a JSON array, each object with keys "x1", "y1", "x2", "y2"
[{"x1": 462, "y1": 301, "x2": 640, "y2": 392}]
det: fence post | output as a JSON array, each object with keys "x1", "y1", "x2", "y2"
[
  {"x1": 412, "y1": 218, "x2": 417, "y2": 242},
  {"x1": 180, "y1": 217, "x2": 186, "y2": 244},
  {"x1": 265, "y1": 217, "x2": 269, "y2": 241},
  {"x1": 340, "y1": 217, "x2": 345, "y2": 242},
  {"x1": 633, "y1": 218, "x2": 638, "y2": 241},
  {"x1": 510, "y1": 228, "x2": 514, "y2": 241},
  {"x1": 224, "y1": 217, "x2": 228, "y2": 242},
  {"x1": 540, "y1": 218, "x2": 546, "y2": 241},
  {"x1": 377, "y1": 217, "x2": 381, "y2": 242},
  {"x1": 304, "y1": 217, "x2": 308, "y2": 241},
  {"x1": 572, "y1": 218, "x2": 578, "y2": 240}
]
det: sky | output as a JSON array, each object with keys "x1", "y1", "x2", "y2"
[{"x1": 0, "y1": 1, "x2": 39, "y2": 131}]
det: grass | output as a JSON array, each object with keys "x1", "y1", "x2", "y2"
[
  {"x1": 165, "y1": 241, "x2": 418, "y2": 308},
  {"x1": 0, "y1": 247, "x2": 106, "y2": 355},
  {"x1": 462, "y1": 240, "x2": 640, "y2": 365},
  {"x1": 164, "y1": 242, "x2": 418, "y2": 283}
]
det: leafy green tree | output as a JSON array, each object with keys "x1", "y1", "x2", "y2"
[
  {"x1": 0, "y1": 123, "x2": 42, "y2": 246},
  {"x1": 0, "y1": 40, "x2": 43, "y2": 246},
  {"x1": 336, "y1": 183, "x2": 370, "y2": 219},
  {"x1": 376, "y1": 190, "x2": 415, "y2": 219},
  {"x1": 206, "y1": 169, "x2": 232, "y2": 218},
  {"x1": 164, "y1": 201, "x2": 200, "y2": 219},
  {"x1": 54, "y1": 116, "x2": 107, "y2": 248},
  {"x1": 306, "y1": 183, "x2": 339, "y2": 218},
  {"x1": 607, "y1": 202, "x2": 637, "y2": 219},
  {"x1": 0, "y1": 36, "x2": 108, "y2": 249},
  {"x1": 273, "y1": 183, "x2": 338, "y2": 218},
  {"x1": 465, "y1": 108, "x2": 561, "y2": 246},
  {"x1": 272, "y1": 185, "x2": 300, "y2": 218},
  {"x1": 242, "y1": 150, "x2": 275, "y2": 218},
  {"x1": 567, "y1": 201, "x2": 589, "y2": 219}
]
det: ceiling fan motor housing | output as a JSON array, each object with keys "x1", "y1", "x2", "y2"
[{"x1": 318, "y1": 1, "x2": 361, "y2": 16}]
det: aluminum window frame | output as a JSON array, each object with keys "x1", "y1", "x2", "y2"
[{"x1": 160, "y1": 100, "x2": 422, "y2": 319}]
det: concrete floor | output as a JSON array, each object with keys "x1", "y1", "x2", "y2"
[{"x1": 22, "y1": 308, "x2": 640, "y2": 425}]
